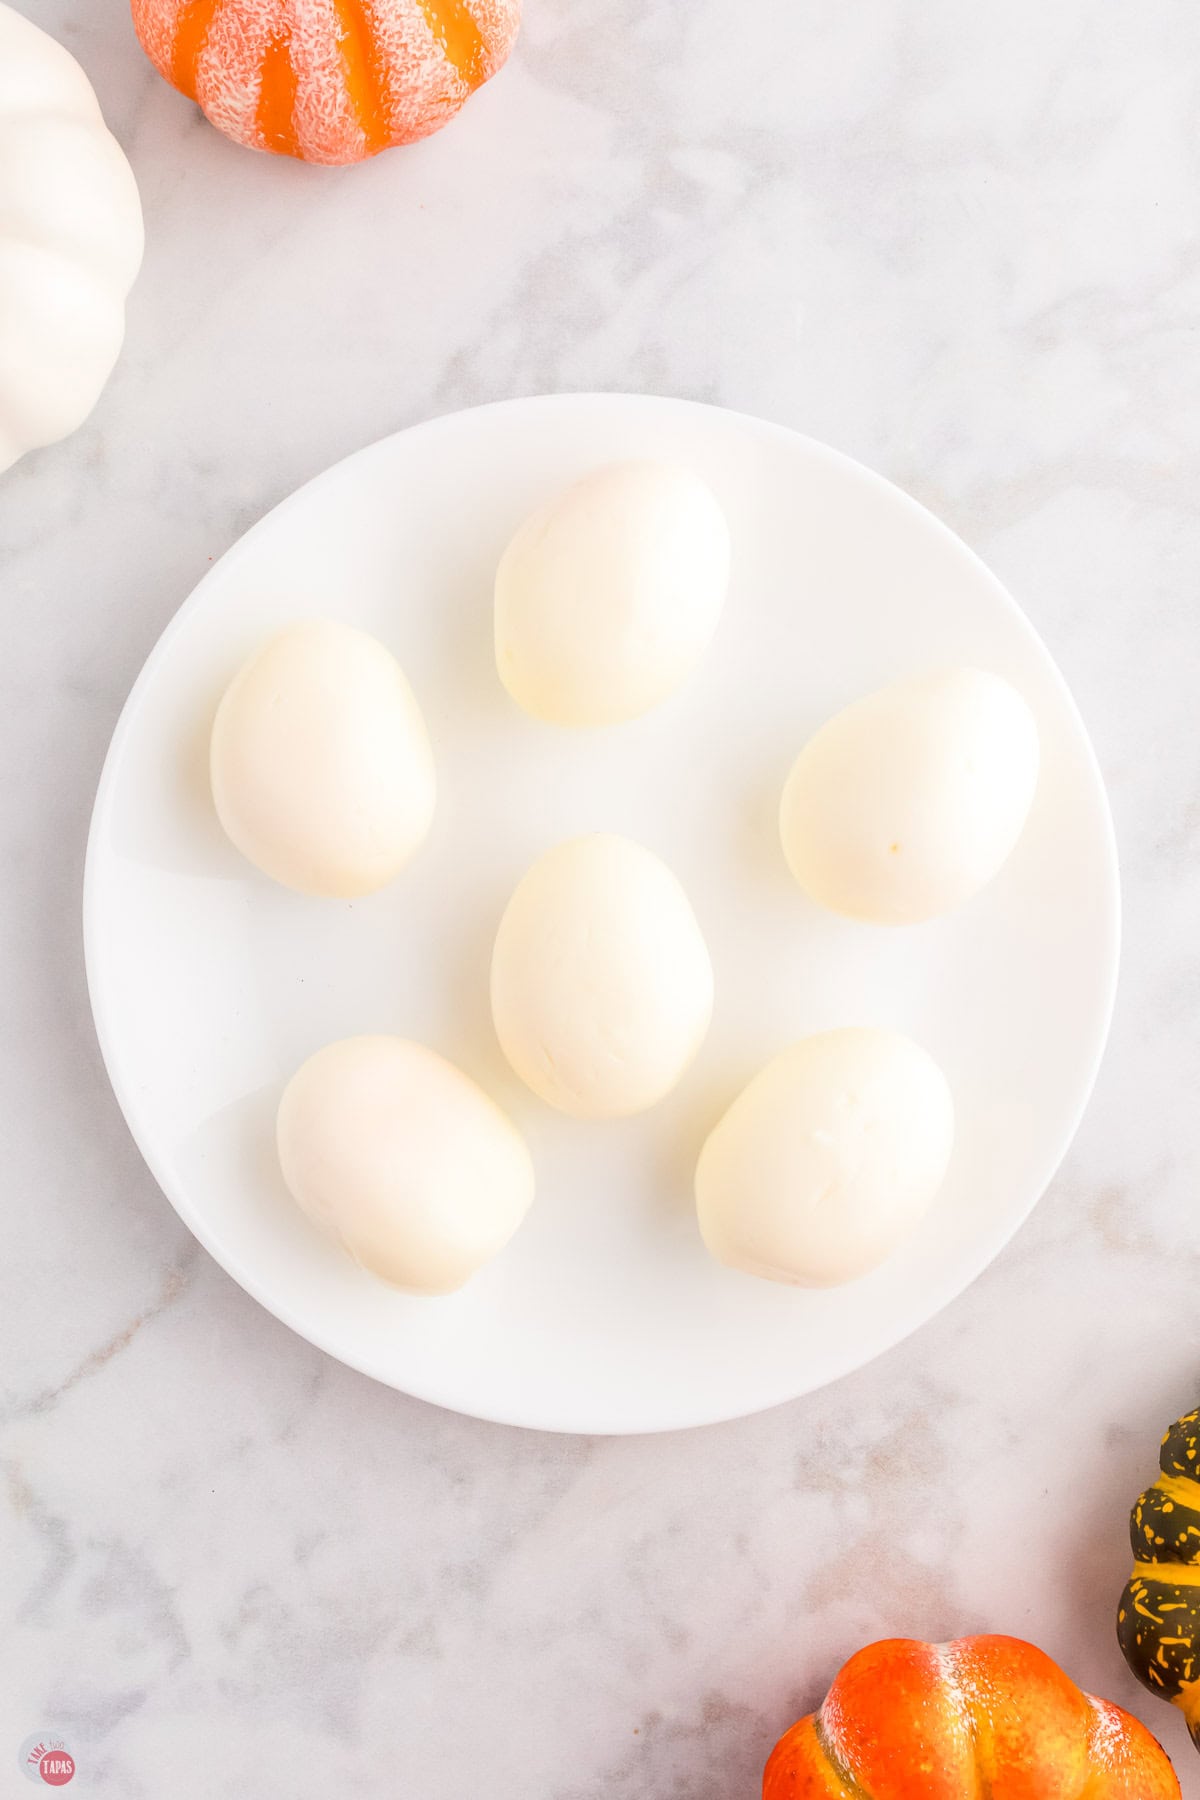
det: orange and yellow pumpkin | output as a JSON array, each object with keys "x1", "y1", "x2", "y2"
[
  {"x1": 131, "y1": 0, "x2": 520, "y2": 164},
  {"x1": 765, "y1": 1636, "x2": 1179, "y2": 1798}
]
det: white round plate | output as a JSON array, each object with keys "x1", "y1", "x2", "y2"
[{"x1": 85, "y1": 394, "x2": 1119, "y2": 1435}]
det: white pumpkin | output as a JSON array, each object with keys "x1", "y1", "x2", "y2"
[{"x1": 0, "y1": 4, "x2": 143, "y2": 474}]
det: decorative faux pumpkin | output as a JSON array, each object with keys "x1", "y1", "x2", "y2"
[
  {"x1": 130, "y1": 0, "x2": 521, "y2": 164},
  {"x1": 765, "y1": 1635, "x2": 1180, "y2": 1798},
  {"x1": 1118, "y1": 1403, "x2": 1200, "y2": 1748},
  {"x1": 0, "y1": 4, "x2": 143, "y2": 475}
]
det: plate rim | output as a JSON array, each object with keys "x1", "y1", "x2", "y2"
[{"x1": 82, "y1": 392, "x2": 1122, "y2": 1434}]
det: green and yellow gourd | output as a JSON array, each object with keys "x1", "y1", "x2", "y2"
[{"x1": 1118, "y1": 1404, "x2": 1200, "y2": 1748}]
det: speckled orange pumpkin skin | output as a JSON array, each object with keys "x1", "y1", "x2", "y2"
[
  {"x1": 764, "y1": 1637, "x2": 1180, "y2": 1800},
  {"x1": 131, "y1": 0, "x2": 520, "y2": 164},
  {"x1": 1118, "y1": 1403, "x2": 1200, "y2": 1748}
]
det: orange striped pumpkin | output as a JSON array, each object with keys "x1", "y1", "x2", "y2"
[
  {"x1": 765, "y1": 1637, "x2": 1181, "y2": 1798},
  {"x1": 131, "y1": 0, "x2": 520, "y2": 163}
]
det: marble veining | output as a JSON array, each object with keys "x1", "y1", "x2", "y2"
[{"x1": 4, "y1": 0, "x2": 1200, "y2": 1792}]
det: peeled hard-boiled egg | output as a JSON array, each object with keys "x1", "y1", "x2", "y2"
[
  {"x1": 276, "y1": 1036, "x2": 535, "y2": 1294},
  {"x1": 696, "y1": 1028, "x2": 955, "y2": 1287},
  {"x1": 491, "y1": 834, "x2": 713, "y2": 1118},
  {"x1": 210, "y1": 620, "x2": 436, "y2": 897},
  {"x1": 779, "y1": 668, "x2": 1040, "y2": 924},
  {"x1": 494, "y1": 461, "x2": 731, "y2": 726}
]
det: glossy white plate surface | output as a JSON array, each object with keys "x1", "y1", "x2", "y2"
[{"x1": 84, "y1": 394, "x2": 1119, "y2": 1434}]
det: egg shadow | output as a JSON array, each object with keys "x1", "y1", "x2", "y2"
[
  {"x1": 423, "y1": 556, "x2": 515, "y2": 732},
  {"x1": 646, "y1": 1054, "x2": 759, "y2": 1225},
  {"x1": 435, "y1": 870, "x2": 527, "y2": 1108},
  {"x1": 736, "y1": 759, "x2": 798, "y2": 898}
]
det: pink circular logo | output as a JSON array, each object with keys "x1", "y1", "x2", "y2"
[{"x1": 17, "y1": 1739, "x2": 76, "y2": 1787}]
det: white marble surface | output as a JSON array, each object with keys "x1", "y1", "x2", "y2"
[{"x1": 4, "y1": 0, "x2": 1200, "y2": 1793}]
